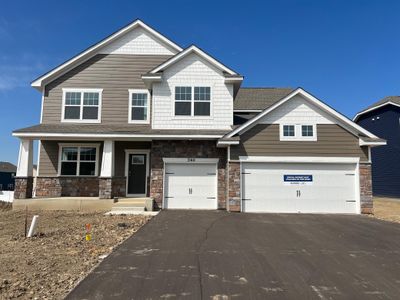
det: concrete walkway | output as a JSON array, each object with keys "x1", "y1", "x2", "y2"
[{"x1": 67, "y1": 210, "x2": 400, "y2": 299}]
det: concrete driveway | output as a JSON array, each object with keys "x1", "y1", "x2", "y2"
[{"x1": 67, "y1": 211, "x2": 400, "y2": 299}]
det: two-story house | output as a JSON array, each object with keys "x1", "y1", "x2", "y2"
[
  {"x1": 13, "y1": 20, "x2": 385, "y2": 214},
  {"x1": 354, "y1": 97, "x2": 400, "y2": 198}
]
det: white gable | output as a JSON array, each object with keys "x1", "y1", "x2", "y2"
[
  {"x1": 99, "y1": 26, "x2": 177, "y2": 55},
  {"x1": 259, "y1": 94, "x2": 334, "y2": 124},
  {"x1": 152, "y1": 52, "x2": 234, "y2": 130}
]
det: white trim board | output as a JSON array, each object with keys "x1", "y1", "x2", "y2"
[
  {"x1": 149, "y1": 45, "x2": 238, "y2": 76},
  {"x1": 31, "y1": 20, "x2": 182, "y2": 90},
  {"x1": 225, "y1": 88, "x2": 379, "y2": 140},
  {"x1": 128, "y1": 89, "x2": 151, "y2": 124},
  {"x1": 353, "y1": 101, "x2": 400, "y2": 121},
  {"x1": 163, "y1": 158, "x2": 219, "y2": 164},
  {"x1": 12, "y1": 132, "x2": 224, "y2": 139},
  {"x1": 238, "y1": 156, "x2": 360, "y2": 164}
]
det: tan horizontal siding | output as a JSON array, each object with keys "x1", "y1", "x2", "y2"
[
  {"x1": 39, "y1": 141, "x2": 103, "y2": 177},
  {"x1": 42, "y1": 54, "x2": 171, "y2": 124},
  {"x1": 230, "y1": 124, "x2": 369, "y2": 162}
]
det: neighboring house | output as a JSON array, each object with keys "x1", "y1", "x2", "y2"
[
  {"x1": 12, "y1": 20, "x2": 385, "y2": 214},
  {"x1": 354, "y1": 97, "x2": 400, "y2": 197},
  {"x1": 0, "y1": 162, "x2": 16, "y2": 191}
]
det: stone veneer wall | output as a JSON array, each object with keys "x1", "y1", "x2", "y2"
[
  {"x1": 35, "y1": 177, "x2": 99, "y2": 197},
  {"x1": 228, "y1": 162, "x2": 241, "y2": 212},
  {"x1": 360, "y1": 163, "x2": 373, "y2": 214},
  {"x1": 14, "y1": 177, "x2": 34, "y2": 199},
  {"x1": 150, "y1": 140, "x2": 227, "y2": 210}
]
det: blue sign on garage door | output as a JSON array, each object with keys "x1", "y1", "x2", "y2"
[{"x1": 284, "y1": 174, "x2": 313, "y2": 185}]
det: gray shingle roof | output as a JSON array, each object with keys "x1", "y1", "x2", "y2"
[
  {"x1": 355, "y1": 96, "x2": 400, "y2": 120},
  {"x1": 13, "y1": 124, "x2": 230, "y2": 136},
  {"x1": 234, "y1": 87, "x2": 294, "y2": 110},
  {"x1": 0, "y1": 162, "x2": 17, "y2": 173}
]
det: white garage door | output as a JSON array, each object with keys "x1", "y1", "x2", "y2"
[
  {"x1": 242, "y1": 163, "x2": 357, "y2": 214},
  {"x1": 164, "y1": 163, "x2": 217, "y2": 209}
]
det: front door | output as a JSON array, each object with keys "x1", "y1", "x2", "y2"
[{"x1": 127, "y1": 153, "x2": 147, "y2": 196}]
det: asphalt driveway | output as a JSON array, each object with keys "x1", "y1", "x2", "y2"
[{"x1": 67, "y1": 211, "x2": 400, "y2": 299}]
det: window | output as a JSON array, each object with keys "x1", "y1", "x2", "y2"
[
  {"x1": 62, "y1": 89, "x2": 102, "y2": 123},
  {"x1": 280, "y1": 124, "x2": 317, "y2": 141},
  {"x1": 194, "y1": 87, "x2": 211, "y2": 116},
  {"x1": 129, "y1": 90, "x2": 150, "y2": 123},
  {"x1": 174, "y1": 86, "x2": 211, "y2": 117},
  {"x1": 175, "y1": 86, "x2": 192, "y2": 116},
  {"x1": 59, "y1": 144, "x2": 99, "y2": 176},
  {"x1": 283, "y1": 125, "x2": 295, "y2": 137},
  {"x1": 302, "y1": 125, "x2": 313, "y2": 137}
]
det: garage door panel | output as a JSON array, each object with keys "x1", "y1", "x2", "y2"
[
  {"x1": 242, "y1": 162, "x2": 357, "y2": 214},
  {"x1": 165, "y1": 163, "x2": 217, "y2": 210}
]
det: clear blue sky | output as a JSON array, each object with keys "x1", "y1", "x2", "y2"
[{"x1": 1, "y1": 0, "x2": 400, "y2": 164}]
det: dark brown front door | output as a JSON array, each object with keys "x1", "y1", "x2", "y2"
[{"x1": 127, "y1": 154, "x2": 147, "y2": 195}]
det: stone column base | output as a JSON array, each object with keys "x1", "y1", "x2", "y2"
[
  {"x1": 14, "y1": 177, "x2": 33, "y2": 199},
  {"x1": 228, "y1": 162, "x2": 241, "y2": 212},
  {"x1": 99, "y1": 178, "x2": 113, "y2": 199},
  {"x1": 360, "y1": 163, "x2": 373, "y2": 214}
]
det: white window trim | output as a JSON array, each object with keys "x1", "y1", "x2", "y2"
[
  {"x1": 172, "y1": 85, "x2": 213, "y2": 119},
  {"x1": 61, "y1": 88, "x2": 103, "y2": 123},
  {"x1": 57, "y1": 143, "x2": 100, "y2": 177},
  {"x1": 128, "y1": 89, "x2": 151, "y2": 124},
  {"x1": 279, "y1": 124, "x2": 317, "y2": 141}
]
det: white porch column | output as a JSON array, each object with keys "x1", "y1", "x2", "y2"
[
  {"x1": 16, "y1": 139, "x2": 33, "y2": 177},
  {"x1": 100, "y1": 140, "x2": 114, "y2": 177}
]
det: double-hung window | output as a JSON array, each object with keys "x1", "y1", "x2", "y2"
[
  {"x1": 174, "y1": 86, "x2": 211, "y2": 117},
  {"x1": 280, "y1": 124, "x2": 317, "y2": 141},
  {"x1": 62, "y1": 89, "x2": 102, "y2": 123},
  {"x1": 59, "y1": 144, "x2": 99, "y2": 176},
  {"x1": 129, "y1": 89, "x2": 150, "y2": 123}
]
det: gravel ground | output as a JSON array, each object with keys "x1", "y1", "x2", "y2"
[
  {"x1": 0, "y1": 206, "x2": 152, "y2": 299},
  {"x1": 373, "y1": 197, "x2": 400, "y2": 223}
]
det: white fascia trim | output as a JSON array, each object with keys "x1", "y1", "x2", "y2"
[
  {"x1": 12, "y1": 132, "x2": 224, "y2": 139},
  {"x1": 31, "y1": 20, "x2": 182, "y2": 89},
  {"x1": 141, "y1": 75, "x2": 162, "y2": 80},
  {"x1": 217, "y1": 140, "x2": 239, "y2": 147},
  {"x1": 224, "y1": 77, "x2": 244, "y2": 84},
  {"x1": 163, "y1": 157, "x2": 219, "y2": 164},
  {"x1": 234, "y1": 109, "x2": 263, "y2": 113},
  {"x1": 226, "y1": 88, "x2": 379, "y2": 139},
  {"x1": 353, "y1": 101, "x2": 400, "y2": 121},
  {"x1": 149, "y1": 45, "x2": 237, "y2": 75},
  {"x1": 239, "y1": 156, "x2": 360, "y2": 164},
  {"x1": 359, "y1": 139, "x2": 387, "y2": 146}
]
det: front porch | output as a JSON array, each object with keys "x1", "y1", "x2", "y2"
[{"x1": 13, "y1": 139, "x2": 228, "y2": 211}]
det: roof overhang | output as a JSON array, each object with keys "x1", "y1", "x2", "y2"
[
  {"x1": 148, "y1": 45, "x2": 240, "y2": 76},
  {"x1": 225, "y1": 88, "x2": 380, "y2": 141},
  {"x1": 12, "y1": 132, "x2": 224, "y2": 140},
  {"x1": 359, "y1": 138, "x2": 387, "y2": 147},
  {"x1": 353, "y1": 101, "x2": 400, "y2": 121},
  {"x1": 31, "y1": 19, "x2": 182, "y2": 91}
]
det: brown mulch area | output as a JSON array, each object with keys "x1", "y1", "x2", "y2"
[
  {"x1": 0, "y1": 208, "x2": 152, "y2": 299},
  {"x1": 373, "y1": 197, "x2": 400, "y2": 224}
]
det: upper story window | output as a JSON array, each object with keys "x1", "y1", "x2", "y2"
[
  {"x1": 280, "y1": 124, "x2": 317, "y2": 141},
  {"x1": 129, "y1": 89, "x2": 150, "y2": 124},
  {"x1": 174, "y1": 86, "x2": 211, "y2": 117},
  {"x1": 58, "y1": 144, "x2": 99, "y2": 176},
  {"x1": 62, "y1": 88, "x2": 102, "y2": 123}
]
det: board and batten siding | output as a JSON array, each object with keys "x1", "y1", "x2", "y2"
[
  {"x1": 42, "y1": 54, "x2": 171, "y2": 124},
  {"x1": 39, "y1": 141, "x2": 103, "y2": 177},
  {"x1": 230, "y1": 124, "x2": 369, "y2": 162}
]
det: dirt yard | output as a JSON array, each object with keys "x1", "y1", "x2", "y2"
[
  {"x1": 0, "y1": 205, "x2": 152, "y2": 299},
  {"x1": 373, "y1": 197, "x2": 400, "y2": 223}
]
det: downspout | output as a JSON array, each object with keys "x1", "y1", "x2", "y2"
[{"x1": 226, "y1": 146, "x2": 230, "y2": 212}]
